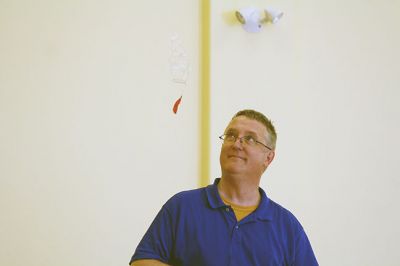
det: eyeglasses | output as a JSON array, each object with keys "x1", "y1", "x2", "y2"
[{"x1": 219, "y1": 133, "x2": 272, "y2": 150}]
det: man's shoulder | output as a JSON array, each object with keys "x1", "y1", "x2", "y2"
[
  {"x1": 171, "y1": 186, "x2": 205, "y2": 199},
  {"x1": 268, "y1": 198, "x2": 295, "y2": 216},
  {"x1": 163, "y1": 186, "x2": 207, "y2": 209},
  {"x1": 266, "y1": 198, "x2": 303, "y2": 229}
]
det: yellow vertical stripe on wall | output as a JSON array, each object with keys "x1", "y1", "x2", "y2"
[{"x1": 199, "y1": 0, "x2": 210, "y2": 187}]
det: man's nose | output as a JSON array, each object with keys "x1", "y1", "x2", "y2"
[{"x1": 232, "y1": 137, "x2": 244, "y2": 148}]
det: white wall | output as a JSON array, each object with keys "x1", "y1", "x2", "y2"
[
  {"x1": 0, "y1": 1, "x2": 199, "y2": 266},
  {"x1": 2, "y1": 0, "x2": 400, "y2": 265},
  {"x1": 210, "y1": 0, "x2": 400, "y2": 265}
]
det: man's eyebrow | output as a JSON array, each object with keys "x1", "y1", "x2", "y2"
[
  {"x1": 245, "y1": 130, "x2": 258, "y2": 135},
  {"x1": 225, "y1": 128, "x2": 258, "y2": 136},
  {"x1": 225, "y1": 128, "x2": 237, "y2": 134},
  {"x1": 241, "y1": 130, "x2": 258, "y2": 136}
]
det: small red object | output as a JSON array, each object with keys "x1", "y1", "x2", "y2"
[{"x1": 173, "y1": 96, "x2": 182, "y2": 114}]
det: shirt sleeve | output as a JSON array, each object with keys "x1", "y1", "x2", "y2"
[
  {"x1": 129, "y1": 205, "x2": 174, "y2": 265},
  {"x1": 293, "y1": 228, "x2": 319, "y2": 266}
]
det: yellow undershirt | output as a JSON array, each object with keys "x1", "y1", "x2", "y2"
[{"x1": 220, "y1": 195, "x2": 259, "y2": 222}]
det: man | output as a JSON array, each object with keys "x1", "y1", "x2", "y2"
[{"x1": 130, "y1": 109, "x2": 318, "y2": 266}]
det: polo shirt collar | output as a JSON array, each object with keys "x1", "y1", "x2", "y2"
[
  {"x1": 255, "y1": 186, "x2": 273, "y2": 221},
  {"x1": 205, "y1": 178, "x2": 273, "y2": 221},
  {"x1": 205, "y1": 178, "x2": 226, "y2": 209}
]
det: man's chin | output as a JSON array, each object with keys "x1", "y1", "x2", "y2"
[{"x1": 223, "y1": 164, "x2": 247, "y2": 175}]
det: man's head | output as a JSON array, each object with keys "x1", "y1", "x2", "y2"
[
  {"x1": 219, "y1": 109, "x2": 276, "y2": 182},
  {"x1": 232, "y1": 109, "x2": 277, "y2": 150}
]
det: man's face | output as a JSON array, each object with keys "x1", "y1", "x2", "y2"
[{"x1": 219, "y1": 116, "x2": 275, "y2": 181}]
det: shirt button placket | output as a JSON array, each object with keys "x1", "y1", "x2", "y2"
[{"x1": 232, "y1": 223, "x2": 241, "y2": 247}]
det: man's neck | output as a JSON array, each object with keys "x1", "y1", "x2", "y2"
[{"x1": 217, "y1": 176, "x2": 260, "y2": 207}]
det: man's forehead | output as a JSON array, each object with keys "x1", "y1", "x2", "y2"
[{"x1": 225, "y1": 116, "x2": 267, "y2": 134}]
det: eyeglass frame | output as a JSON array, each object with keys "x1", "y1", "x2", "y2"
[{"x1": 219, "y1": 133, "x2": 272, "y2": 150}]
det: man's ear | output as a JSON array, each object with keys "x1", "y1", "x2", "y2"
[{"x1": 264, "y1": 150, "x2": 275, "y2": 167}]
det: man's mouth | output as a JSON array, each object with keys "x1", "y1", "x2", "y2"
[{"x1": 228, "y1": 155, "x2": 246, "y2": 161}]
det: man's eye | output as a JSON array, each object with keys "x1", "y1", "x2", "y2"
[
  {"x1": 226, "y1": 134, "x2": 236, "y2": 140},
  {"x1": 244, "y1": 136, "x2": 256, "y2": 143}
]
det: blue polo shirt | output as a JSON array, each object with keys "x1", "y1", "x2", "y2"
[{"x1": 130, "y1": 178, "x2": 318, "y2": 266}]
